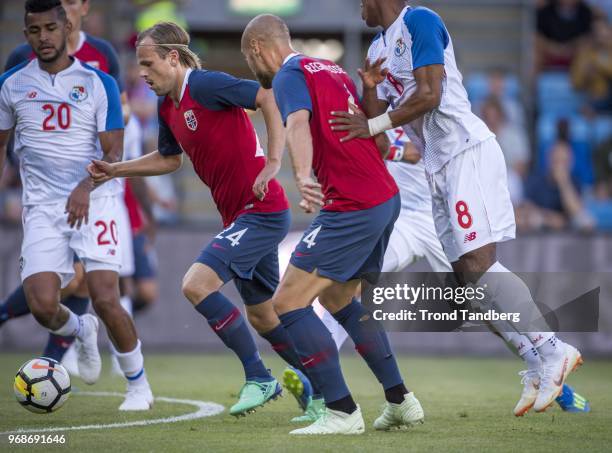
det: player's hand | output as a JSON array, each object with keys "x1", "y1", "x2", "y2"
[
  {"x1": 298, "y1": 199, "x2": 316, "y2": 214},
  {"x1": 329, "y1": 108, "x2": 371, "y2": 142},
  {"x1": 253, "y1": 160, "x2": 281, "y2": 201},
  {"x1": 65, "y1": 181, "x2": 91, "y2": 229},
  {"x1": 87, "y1": 159, "x2": 117, "y2": 184},
  {"x1": 358, "y1": 57, "x2": 388, "y2": 90},
  {"x1": 296, "y1": 176, "x2": 324, "y2": 210}
]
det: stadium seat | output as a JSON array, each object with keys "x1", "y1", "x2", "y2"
[
  {"x1": 593, "y1": 116, "x2": 612, "y2": 145},
  {"x1": 536, "y1": 114, "x2": 594, "y2": 185},
  {"x1": 537, "y1": 72, "x2": 583, "y2": 116},
  {"x1": 586, "y1": 200, "x2": 612, "y2": 231},
  {"x1": 465, "y1": 72, "x2": 520, "y2": 104}
]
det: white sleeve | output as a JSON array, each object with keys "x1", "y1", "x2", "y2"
[
  {"x1": 93, "y1": 73, "x2": 124, "y2": 133},
  {"x1": 0, "y1": 85, "x2": 16, "y2": 130}
]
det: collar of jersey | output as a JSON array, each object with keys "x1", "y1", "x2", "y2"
[
  {"x1": 179, "y1": 68, "x2": 193, "y2": 103},
  {"x1": 282, "y1": 52, "x2": 301, "y2": 66},
  {"x1": 34, "y1": 57, "x2": 79, "y2": 77}
]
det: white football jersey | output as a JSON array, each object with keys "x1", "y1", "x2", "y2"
[
  {"x1": 0, "y1": 58, "x2": 123, "y2": 206},
  {"x1": 385, "y1": 127, "x2": 431, "y2": 213},
  {"x1": 368, "y1": 6, "x2": 494, "y2": 174}
]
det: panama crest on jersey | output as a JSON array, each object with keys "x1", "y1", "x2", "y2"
[
  {"x1": 184, "y1": 109, "x2": 198, "y2": 131},
  {"x1": 70, "y1": 86, "x2": 88, "y2": 103},
  {"x1": 394, "y1": 37, "x2": 407, "y2": 57}
]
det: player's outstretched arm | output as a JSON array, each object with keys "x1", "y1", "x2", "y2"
[
  {"x1": 88, "y1": 151, "x2": 183, "y2": 183},
  {"x1": 286, "y1": 110, "x2": 324, "y2": 213},
  {"x1": 252, "y1": 87, "x2": 286, "y2": 200}
]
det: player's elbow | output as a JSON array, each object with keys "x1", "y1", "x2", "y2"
[{"x1": 166, "y1": 154, "x2": 183, "y2": 172}]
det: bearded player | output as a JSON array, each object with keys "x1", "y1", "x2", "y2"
[
  {"x1": 241, "y1": 14, "x2": 425, "y2": 435},
  {"x1": 0, "y1": 0, "x2": 137, "y2": 365},
  {"x1": 330, "y1": 0, "x2": 583, "y2": 414},
  {"x1": 0, "y1": 0, "x2": 153, "y2": 410}
]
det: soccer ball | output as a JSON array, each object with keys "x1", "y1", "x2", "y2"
[{"x1": 14, "y1": 357, "x2": 71, "y2": 413}]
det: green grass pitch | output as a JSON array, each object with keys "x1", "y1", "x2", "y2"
[{"x1": 1, "y1": 353, "x2": 611, "y2": 452}]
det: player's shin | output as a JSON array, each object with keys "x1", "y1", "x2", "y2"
[
  {"x1": 43, "y1": 295, "x2": 89, "y2": 361},
  {"x1": 332, "y1": 298, "x2": 407, "y2": 403},
  {"x1": 195, "y1": 292, "x2": 271, "y2": 382},
  {"x1": 279, "y1": 306, "x2": 357, "y2": 414},
  {"x1": 260, "y1": 323, "x2": 323, "y2": 395}
]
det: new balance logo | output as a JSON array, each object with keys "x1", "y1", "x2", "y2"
[{"x1": 464, "y1": 232, "x2": 477, "y2": 243}]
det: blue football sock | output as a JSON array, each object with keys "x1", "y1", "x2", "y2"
[
  {"x1": 195, "y1": 292, "x2": 271, "y2": 382},
  {"x1": 279, "y1": 306, "x2": 351, "y2": 404},
  {"x1": 42, "y1": 295, "x2": 89, "y2": 361},
  {"x1": 260, "y1": 323, "x2": 323, "y2": 397},
  {"x1": 0, "y1": 285, "x2": 30, "y2": 326},
  {"x1": 333, "y1": 299, "x2": 404, "y2": 392}
]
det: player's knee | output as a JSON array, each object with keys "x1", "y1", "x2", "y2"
[
  {"x1": 181, "y1": 275, "x2": 213, "y2": 305},
  {"x1": 28, "y1": 295, "x2": 58, "y2": 325},
  {"x1": 91, "y1": 293, "x2": 120, "y2": 318},
  {"x1": 246, "y1": 305, "x2": 278, "y2": 333}
]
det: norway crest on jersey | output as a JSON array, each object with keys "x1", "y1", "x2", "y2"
[
  {"x1": 394, "y1": 37, "x2": 407, "y2": 57},
  {"x1": 70, "y1": 86, "x2": 88, "y2": 103},
  {"x1": 184, "y1": 109, "x2": 198, "y2": 131}
]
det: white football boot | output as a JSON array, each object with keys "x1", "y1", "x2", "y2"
[
  {"x1": 534, "y1": 344, "x2": 583, "y2": 412},
  {"x1": 119, "y1": 384, "x2": 154, "y2": 411},
  {"x1": 513, "y1": 370, "x2": 540, "y2": 416},
  {"x1": 374, "y1": 392, "x2": 425, "y2": 430},
  {"x1": 290, "y1": 406, "x2": 365, "y2": 435},
  {"x1": 60, "y1": 344, "x2": 80, "y2": 378},
  {"x1": 75, "y1": 314, "x2": 102, "y2": 385}
]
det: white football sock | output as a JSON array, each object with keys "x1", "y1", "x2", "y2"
[
  {"x1": 498, "y1": 330, "x2": 542, "y2": 371},
  {"x1": 51, "y1": 310, "x2": 82, "y2": 338},
  {"x1": 113, "y1": 340, "x2": 148, "y2": 387},
  {"x1": 534, "y1": 334, "x2": 564, "y2": 359},
  {"x1": 477, "y1": 262, "x2": 551, "y2": 335}
]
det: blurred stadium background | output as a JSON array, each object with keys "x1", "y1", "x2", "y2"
[{"x1": 1, "y1": 0, "x2": 611, "y2": 356}]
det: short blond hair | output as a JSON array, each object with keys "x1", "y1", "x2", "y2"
[{"x1": 137, "y1": 21, "x2": 201, "y2": 69}]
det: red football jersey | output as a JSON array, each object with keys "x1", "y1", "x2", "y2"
[
  {"x1": 273, "y1": 55, "x2": 398, "y2": 211},
  {"x1": 158, "y1": 70, "x2": 289, "y2": 227}
]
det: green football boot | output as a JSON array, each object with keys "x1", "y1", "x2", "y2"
[
  {"x1": 291, "y1": 396, "x2": 326, "y2": 423},
  {"x1": 230, "y1": 378, "x2": 282, "y2": 417}
]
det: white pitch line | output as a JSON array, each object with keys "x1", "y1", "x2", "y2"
[{"x1": 1, "y1": 391, "x2": 225, "y2": 435}]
